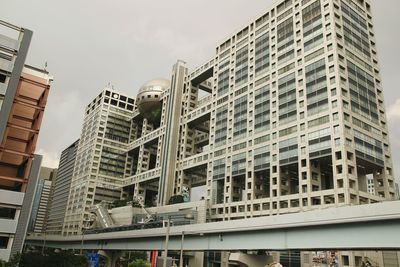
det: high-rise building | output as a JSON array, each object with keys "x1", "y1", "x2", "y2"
[
  {"x1": 120, "y1": 0, "x2": 397, "y2": 219},
  {"x1": 63, "y1": 0, "x2": 397, "y2": 240},
  {"x1": 63, "y1": 89, "x2": 135, "y2": 235},
  {"x1": 0, "y1": 20, "x2": 52, "y2": 260},
  {"x1": 46, "y1": 140, "x2": 79, "y2": 236},
  {"x1": 28, "y1": 167, "x2": 57, "y2": 233}
]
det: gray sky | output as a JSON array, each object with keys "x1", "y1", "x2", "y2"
[{"x1": 1, "y1": 1, "x2": 399, "y2": 179}]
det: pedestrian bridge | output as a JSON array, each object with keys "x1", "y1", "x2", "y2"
[{"x1": 27, "y1": 201, "x2": 400, "y2": 251}]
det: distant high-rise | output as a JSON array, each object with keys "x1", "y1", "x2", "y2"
[
  {"x1": 46, "y1": 140, "x2": 79, "y2": 236},
  {"x1": 0, "y1": 20, "x2": 52, "y2": 260},
  {"x1": 28, "y1": 167, "x2": 57, "y2": 233},
  {"x1": 63, "y1": 89, "x2": 135, "y2": 235}
]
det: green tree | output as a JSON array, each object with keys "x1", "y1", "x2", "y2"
[
  {"x1": 18, "y1": 250, "x2": 87, "y2": 267},
  {"x1": 168, "y1": 195, "x2": 184, "y2": 205},
  {"x1": 128, "y1": 251, "x2": 147, "y2": 261},
  {"x1": 128, "y1": 258, "x2": 150, "y2": 267},
  {"x1": 112, "y1": 199, "x2": 128, "y2": 208}
]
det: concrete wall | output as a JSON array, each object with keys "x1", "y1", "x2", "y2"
[
  {"x1": 110, "y1": 200, "x2": 207, "y2": 226},
  {"x1": 110, "y1": 207, "x2": 142, "y2": 225}
]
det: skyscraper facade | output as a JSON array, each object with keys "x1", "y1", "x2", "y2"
[
  {"x1": 122, "y1": 0, "x2": 397, "y2": 222},
  {"x1": 63, "y1": 0, "x2": 396, "y2": 237},
  {"x1": 46, "y1": 140, "x2": 79, "y2": 235},
  {"x1": 0, "y1": 20, "x2": 52, "y2": 260},
  {"x1": 63, "y1": 89, "x2": 135, "y2": 235},
  {"x1": 28, "y1": 167, "x2": 57, "y2": 233}
]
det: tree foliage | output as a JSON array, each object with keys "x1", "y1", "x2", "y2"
[
  {"x1": 17, "y1": 250, "x2": 87, "y2": 267},
  {"x1": 112, "y1": 199, "x2": 129, "y2": 208},
  {"x1": 128, "y1": 259, "x2": 150, "y2": 267},
  {"x1": 168, "y1": 195, "x2": 184, "y2": 205},
  {"x1": 129, "y1": 251, "x2": 147, "y2": 261}
]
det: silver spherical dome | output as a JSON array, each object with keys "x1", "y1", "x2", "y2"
[{"x1": 136, "y1": 79, "x2": 169, "y2": 123}]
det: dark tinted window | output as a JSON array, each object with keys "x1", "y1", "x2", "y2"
[
  {"x1": 0, "y1": 207, "x2": 16, "y2": 219},
  {"x1": 0, "y1": 236, "x2": 9, "y2": 249},
  {"x1": 0, "y1": 73, "x2": 6, "y2": 83}
]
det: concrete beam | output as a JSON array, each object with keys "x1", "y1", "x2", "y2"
[{"x1": 26, "y1": 201, "x2": 400, "y2": 251}]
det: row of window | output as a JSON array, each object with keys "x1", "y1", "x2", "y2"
[
  {"x1": 233, "y1": 95, "x2": 248, "y2": 139},
  {"x1": 306, "y1": 58, "x2": 328, "y2": 115},
  {"x1": 347, "y1": 61, "x2": 379, "y2": 123},
  {"x1": 215, "y1": 0, "x2": 331, "y2": 100},
  {"x1": 278, "y1": 72, "x2": 297, "y2": 124},
  {"x1": 254, "y1": 85, "x2": 271, "y2": 132},
  {"x1": 341, "y1": 2, "x2": 371, "y2": 59},
  {"x1": 235, "y1": 46, "x2": 249, "y2": 86},
  {"x1": 303, "y1": 0, "x2": 324, "y2": 52},
  {"x1": 255, "y1": 33, "x2": 270, "y2": 76}
]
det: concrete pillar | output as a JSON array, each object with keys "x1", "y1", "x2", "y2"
[
  {"x1": 220, "y1": 252, "x2": 230, "y2": 267},
  {"x1": 187, "y1": 252, "x2": 204, "y2": 267},
  {"x1": 99, "y1": 250, "x2": 121, "y2": 267}
]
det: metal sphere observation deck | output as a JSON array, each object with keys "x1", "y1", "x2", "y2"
[{"x1": 136, "y1": 79, "x2": 170, "y2": 124}]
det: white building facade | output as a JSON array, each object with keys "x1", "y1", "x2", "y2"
[
  {"x1": 46, "y1": 140, "x2": 79, "y2": 235},
  {"x1": 57, "y1": 1, "x2": 398, "y2": 265},
  {"x1": 63, "y1": 89, "x2": 135, "y2": 235},
  {"x1": 122, "y1": 0, "x2": 397, "y2": 222}
]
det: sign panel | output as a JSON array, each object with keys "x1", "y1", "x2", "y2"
[{"x1": 85, "y1": 252, "x2": 100, "y2": 267}]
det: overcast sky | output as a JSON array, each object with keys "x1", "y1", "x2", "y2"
[{"x1": 1, "y1": 1, "x2": 399, "y2": 179}]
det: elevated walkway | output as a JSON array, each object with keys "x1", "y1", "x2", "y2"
[
  {"x1": 126, "y1": 126, "x2": 164, "y2": 152},
  {"x1": 123, "y1": 168, "x2": 161, "y2": 186},
  {"x1": 27, "y1": 201, "x2": 400, "y2": 251},
  {"x1": 91, "y1": 204, "x2": 114, "y2": 228}
]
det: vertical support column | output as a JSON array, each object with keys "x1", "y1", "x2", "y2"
[
  {"x1": 188, "y1": 252, "x2": 204, "y2": 267},
  {"x1": 158, "y1": 60, "x2": 187, "y2": 206},
  {"x1": 0, "y1": 29, "x2": 32, "y2": 143},
  {"x1": 11, "y1": 154, "x2": 42, "y2": 257},
  {"x1": 100, "y1": 250, "x2": 121, "y2": 267},
  {"x1": 156, "y1": 93, "x2": 168, "y2": 169}
]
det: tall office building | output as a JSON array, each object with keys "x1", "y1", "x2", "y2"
[
  {"x1": 62, "y1": 0, "x2": 396, "y2": 240},
  {"x1": 120, "y1": 0, "x2": 396, "y2": 220},
  {"x1": 63, "y1": 89, "x2": 135, "y2": 235},
  {"x1": 28, "y1": 167, "x2": 57, "y2": 233},
  {"x1": 46, "y1": 140, "x2": 79, "y2": 235},
  {"x1": 0, "y1": 20, "x2": 51, "y2": 260}
]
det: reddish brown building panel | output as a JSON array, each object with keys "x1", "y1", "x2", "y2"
[{"x1": 0, "y1": 68, "x2": 51, "y2": 193}]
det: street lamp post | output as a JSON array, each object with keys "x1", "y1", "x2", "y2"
[
  {"x1": 179, "y1": 231, "x2": 185, "y2": 267},
  {"x1": 127, "y1": 251, "x2": 131, "y2": 267},
  {"x1": 163, "y1": 213, "x2": 196, "y2": 267},
  {"x1": 179, "y1": 213, "x2": 195, "y2": 267},
  {"x1": 179, "y1": 230, "x2": 204, "y2": 267},
  {"x1": 41, "y1": 232, "x2": 47, "y2": 255},
  {"x1": 162, "y1": 216, "x2": 171, "y2": 267},
  {"x1": 80, "y1": 230, "x2": 85, "y2": 255}
]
